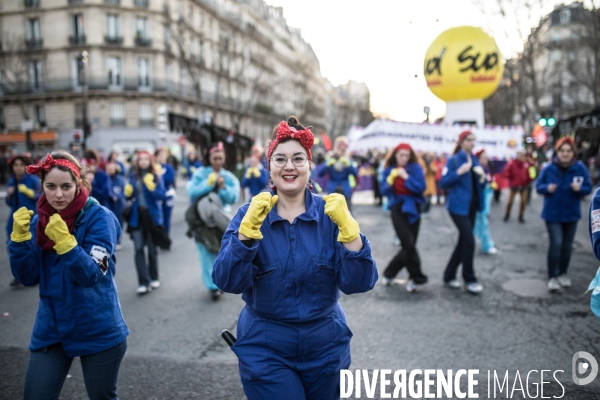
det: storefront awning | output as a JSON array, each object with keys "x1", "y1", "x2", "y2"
[{"x1": 0, "y1": 131, "x2": 57, "y2": 144}]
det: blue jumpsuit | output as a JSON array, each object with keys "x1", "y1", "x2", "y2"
[
  {"x1": 5, "y1": 174, "x2": 40, "y2": 243},
  {"x1": 90, "y1": 170, "x2": 112, "y2": 208},
  {"x1": 318, "y1": 157, "x2": 358, "y2": 199},
  {"x1": 213, "y1": 189, "x2": 377, "y2": 399},
  {"x1": 241, "y1": 167, "x2": 269, "y2": 197},
  {"x1": 160, "y1": 163, "x2": 176, "y2": 234},
  {"x1": 186, "y1": 166, "x2": 240, "y2": 291},
  {"x1": 107, "y1": 173, "x2": 127, "y2": 242}
]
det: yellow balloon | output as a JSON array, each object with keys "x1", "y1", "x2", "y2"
[{"x1": 424, "y1": 26, "x2": 504, "y2": 102}]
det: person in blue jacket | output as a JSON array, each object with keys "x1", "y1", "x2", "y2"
[
  {"x1": 5, "y1": 154, "x2": 40, "y2": 288},
  {"x1": 187, "y1": 142, "x2": 240, "y2": 300},
  {"x1": 124, "y1": 150, "x2": 166, "y2": 295},
  {"x1": 318, "y1": 136, "x2": 358, "y2": 212},
  {"x1": 538, "y1": 136, "x2": 592, "y2": 291},
  {"x1": 379, "y1": 143, "x2": 428, "y2": 292},
  {"x1": 105, "y1": 161, "x2": 127, "y2": 250},
  {"x1": 473, "y1": 149, "x2": 500, "y2": 255},
  {"x1": 183, "y1": 151, "x2": 203, "y2": 179},
  {"x1": 440, "y1": 131, "x2": 486, "y2": 294},
  {"x1": 242, "y1": 155, "x2": 269, "y2": 198},
  {"x1": 213, "y1": 117, "x2": 377, "y2": 400},
  {"x1": 8, "y1": 150, "x2": 128, "y2": 399},
  {"x1": 155, "y1": 148, "x2": 177, "y2": 234},
  {"x1": 82, "y1": 150, "x2": 112, "y2": 208}
]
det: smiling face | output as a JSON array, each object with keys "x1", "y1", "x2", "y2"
[
  {"x1": 557, "y1": 143, "x2": 575, "y2": 164},
  {"x1": 461, "y1": 134, "x2": 476, "y2": 153},
  {"x1": 43, "y1": 168, "x2": 78, "y2": 212},
  {"x1": 395, "y1": 149, "x2": 411, "y2": 167},
  {"x1": 270, "y1": 140, "x2": 310, "y2": 196}
]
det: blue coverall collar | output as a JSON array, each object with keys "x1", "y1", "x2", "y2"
[{"x1": 267, "y1": 188, "x2": 320, "y2": 226}]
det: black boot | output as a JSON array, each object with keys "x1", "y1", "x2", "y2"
[{"x1": 519, "y1": 215, "x2": 525, "y2": 223}]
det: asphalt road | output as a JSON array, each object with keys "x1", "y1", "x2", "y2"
[{"x1": 1, "y1": 185, "x2": 600, "y2": 399}]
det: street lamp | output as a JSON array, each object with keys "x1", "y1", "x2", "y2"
[{"x1": 77, "y1": 50, "x2": 90, "y2": 149}]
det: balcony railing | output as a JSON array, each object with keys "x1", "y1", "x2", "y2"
[
  {"x1": 69, "y1": 35, "x2": 86, "y2": 45},
  {"x1": 104, "y1": 0, "x2": 119, "y2": 4},
  {"x1": 25, "y1": 39, "x2": 43, "y2": 49},
  {"x1": 68, "y1": 0, "x2": 83, "y2": 4},
  {"x1": 135, "y1": 37, "x2": 152, "y2": 47},
  {"x1": 134, "y1": 0, "x2": 148, "y2": 7},
  {"x1": 139, "y1": 118, "x2": 154, "y2": 127},
  {"x1": 24, "y1": 0, "x2": 40, "y2": 8},
  {"x1": 104, "y1": 35, "x2": 123, "y2": 45}
]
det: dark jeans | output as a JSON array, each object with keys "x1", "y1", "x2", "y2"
[
  {"x1": 24, "y1": 339, "x2": 127, "y2": 400},
  {"x1": 435, "y1": 180, "x2": 444, "y2": 204},
  {"x1": 131, "y1": 227, "x2": 158, "y2": 286},
  {"x1": 546, "y1": 221, "x2": 578, "y2": 278},
  {"x1": 444, "y1": 209, "x2": 477, "y2": 284},
  {"x1": 422, "y1": 195, "x2": 432, "y2": 214},
  {"x1": 384, "y1": 203, "x2": 427, "y2": 284}
]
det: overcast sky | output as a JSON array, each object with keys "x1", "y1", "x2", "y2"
[{"x1": 264, "y1": 0, "x2": 569, "y2": 124}]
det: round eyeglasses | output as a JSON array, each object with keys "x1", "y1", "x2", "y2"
[{"x1": 270, "y1": 154, "x2": 309, "y2": 168}]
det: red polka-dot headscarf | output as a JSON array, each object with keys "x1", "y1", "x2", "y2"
[{"x1": 267, "y1": 121, "x2": 315, "y2": 165}]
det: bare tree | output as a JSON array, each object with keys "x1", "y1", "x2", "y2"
[{"x1": 0, "y1": 33, "x2": 34, "y2": 121}]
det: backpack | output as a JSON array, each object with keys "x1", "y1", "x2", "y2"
[{"x1": 185, "y1": 189, "x2": 226, "y2": 253}]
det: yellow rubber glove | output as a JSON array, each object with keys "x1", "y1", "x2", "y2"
[
  {"x1": 124, "y1": 183, "x2": 133, "y2": 197},
  {"x1": 491, "y1": 181, "x2": 498, "y2": 190},
  {"x1": 239, "y1": 192, "x2": 278, "y2": 240},
  {"x1": 207, "y1": 172, "x2": 218, "y2": 186},
  {"x1": 386, "y1": 168, "x2": 400, "y2": 186},
  {"x1": 11, "y1": 207, "x2": 33, "y2": 242},
  {"x1": 45, "y1": 214, "x2": 77, "y2": 255},
  {"x1": 322, "y1": 193, "x2": 360, "y2": 243},
  {"x1": 252, "y1": 168, "x2": 261, "y2": 178},
  {"x1": 340, "y1": 157, "x2": 351, "y2": 167},
  {"x1": 245, "y1": 169, "x2": 253, "y2": 179},
  {"x1": 18, "y1": 184, "x2": 35, "y2": 199},
  {"x1": 143, "y1": 173, "x2": 156, "y2": 192},
  {"x1": 528, "y1": 166, "x2": 537, "y2": 180},
  {"x1": 326, "y1": 158, "x2": 336, "y2": 166}
]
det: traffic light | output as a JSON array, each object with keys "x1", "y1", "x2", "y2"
[
  {"x1": 157, "y1": 104, "x2": 169, "y2": 132},
  {"x1": 538, "y1": 111, "x2": 557, "y2": 128}
]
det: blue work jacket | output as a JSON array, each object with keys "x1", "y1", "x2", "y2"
[
  {"x1": 5, "y1": 174, "x2": 40, "y2": 235},
  {"x1": 241, "y1": 168, "x2": 269, "y2": 197},
  {"x1": 318, "y1": 158, "x2": 358, "y2": 198},
  {"x1": 126, "y1": 172, "x2": 166, "y2": 228},
  {"x1": 380, "y1": 162, "x2": 426, "y2": 224},
  {"x1": 186, "y1": 166, "x2": 240, "y2": 205},
  {"x1": 440, "y1": 150, "x2": 485, "y2": 216},
  {"x1": 107, "y1": 173, "x2": 127, "y2": 221},
  {"x1": 212, "y1": 188, "x2": 378, "y2": 323},
  {"x1": 536, "y1": 159, "x2": 592, "y2": 223},
  {"x1": 8, "y1": 198, "x2": 128, "y2": 357},
  {"x1": 90, "y1": 170, "x2": 112, "y2": 207}
]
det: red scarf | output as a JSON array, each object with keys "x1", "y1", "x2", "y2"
[
  {"x1": 393, "y1": 176, "x2": 411, "y2": 196},
  {"x1": 36, "y1": 187, "x2": 89, "y2": 252}
]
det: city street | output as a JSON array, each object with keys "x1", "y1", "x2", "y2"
[{"x1": 1, "y1": 183, "x2": 600, "y2": 399}]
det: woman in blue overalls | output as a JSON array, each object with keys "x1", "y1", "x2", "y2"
[
  {"x1": 155, "y1": 148, "x2": 176, "y2": 235},
  {"x1": 105, "y1": 161, "x2": 127, "y2": 250},
  {"x1": 242, "y1": 155, "x2": 269, "y2": 199},
  {"x1": 213, "y1": 117, "x2": 377, "y2": 400},
  {"x1": 440, "y1": 131, "x2": 486, "y2": 294},
  {"x1": 186, "y1": 142, "x2": 240, "y2": 300},
  {"x1": 318, "y1": 136, "x2": 358, "y2": 213},
  {"x1": 5, "y1": 154, "x2": 40, "y2": 288}
]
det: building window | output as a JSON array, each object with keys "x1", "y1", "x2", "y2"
[
  {"x1": 134, "y1": 0, "x2": 148, "y2": 7},
  {"x1": 24, "y1": 0, "x2": 40, "y2": 8},
  {"x1": 135, "y1": 17, "x2": 151, "y2": 46},
  {"x1": 34, "y1": 105, "x2": 46, "y2": 128},
  {"x1": 75, "y1": 103, "x2": 84, "y2": 127},
  {"x1": 26, "y1": 18, "x2": 43, "y2": 48},
  {"x1": 107, "y1": 56, "x2": 122, "y2": 89},
  {"x1": 165, "y1": 61, "x2": 173, "y2": 91},
  {"x1": 551, "y1": 50, "x2": 561, "y2": 63},
  {"x1": 105, "y1": 14, "x2": 122, "y2": 43},
  {"x1": 560, "y1": 9, "x2": 571, "y2": 25},
  {"x1": 29, "y1": 61, "x2": 43, "y2": 89},
  {"x1": 0, "y1": 108, "x2": 5, "y2": 130},
  {"x1": 110, "y1": 103, "x2": 126, "y2": 126},
  {"x1": 164, "y1": 24, "x2": 171, "y2": 47},
  {"x1": 104, "y1": 0, "x2": 120, "y2": 4},
  {"x1": 70, "y1": 14, "x2": 86, "y2": 44},
  {"x1": 138, "y1": 58, "x2": 151, "y2": 88},
  {"x1": 139, "y1": 103, "x2": 153, "y2": 126}
]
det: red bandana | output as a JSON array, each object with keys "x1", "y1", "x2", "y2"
[
  {"x1": 36, "y1": 187, "x2": 89, "y2": 252},
  {"x1": 26, "y1": 154, "x2": 81, "y2": 178},
  {"x1": 458, "y1": 131, "x2": 472, "y2": 143},
  {"x1": 555, "y1": 136, "x2": 575, "y2": 151},
  {"x1": 267, "y1": 121, "x2": 314, "y2": 164},
  {"x1": 394, "y1": 143, "x2": 412, "y2": 153}
]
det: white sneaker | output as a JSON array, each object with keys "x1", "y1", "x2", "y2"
[
  {"x1": 444, "y1": 279, "x2": 461, "y2": 290},
  {"x1": 116, "y1": 244, "x2": 123, "y2": 251},
  {"x1": 406, "y1": 279, "x2": 423, "y2": 293},
  {"x1": 557, "y1": 275, "x2": 571, "y2": 288},
  {"x1": 136, "y1": 285, "x2": 152, "y2": 294},
  {"x1": 484, "y1": 247, "x2": 500, "y2": 255},
  {"x1": 393, "y1": 237, "x2": 400, "y2": 246},
  {"x1": 381, "y1": 277, "x2": 393, "y2": 286},
  {"x1": 150, "y1": 280, "x2": 160, "y2": 289},
  {"x1": 466, "y1": 282, "x2": 483, "y2": 294},
  {"x1": 548, "y1": 278, "x2": 561, "y2": 292}
]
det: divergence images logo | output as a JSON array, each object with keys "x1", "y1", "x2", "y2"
[{"x1": 572, "y1": 351, "x2": 598, "y2": 385}]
